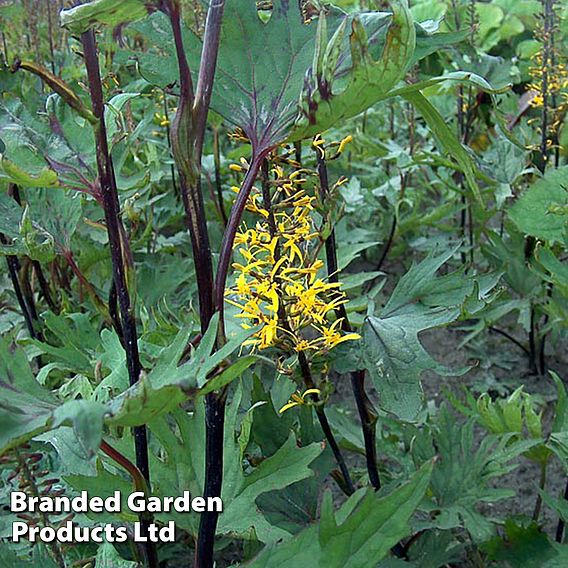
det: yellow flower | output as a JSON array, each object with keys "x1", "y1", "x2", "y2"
[
  {"x1": 312, "y1": 134, "x2": 326, "y2": 159},
  {"x1": 279, "y1": 388, "x2": 321, "y2": 413},
  {"x1": 227, "y1": 141, "x2": 360, "y2": 356},
  {"x1": 337, "y1": 135, "x2": 353, "y2": 154}
]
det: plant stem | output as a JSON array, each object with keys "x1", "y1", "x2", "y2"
[
  {"x1": 100, "y1": 440, "x2": 153, "y2": 565},
  {"x1": 298, "y1": 342, "x2": 355, "y2": 495},
  {"x1": 80, "y1": 29, "x2": 157, "y2": 568},
  {"x1": 316, "y1": 152, "x2": 381, "y2": 490},
  {"x1": 213, "y1": 126, "x2": 228, "y2": 226},
  {"x1": 488, "y1": 326, "x2": 531, "y2": 358},
  {"x1": 14, "y1": 447, "x2": 66, "y2": 568},
  {"x1": 538, "y1": 283, "x2": 553, "y2": 375},
  {"x1": 1, "y1": 246, "x2": 38, "y2": 339},
  {"x1": 215, "y1": 154, "x2": 265, "y2": 326},
  {"x1": 195, "y1": 390, "x2": 227, "y2": 567},
  {"x1": 555, "y1": 478, "x2": 568, "y2": 543},
  {"x1": 100, "y1": 440, "x2": 149, "y2": 496},
  {"x1": 529, "y1": 305, "x2": 538, "y2": 374},
  {"x1": 168, "y1": 0, "x2": 215, "y2": 330},
  {"x1": 532, "y1": 460, "x2": 547, "y2": 522},
  {"x1": 260, "y1": 159, "x2": 355, "y2": 496},
  {"x1": 376, "y1": 214, "x2": 397, "y2": 273},
  {"x1": 33, "y1": 260, "x2": 58, "y2": 312},
  {"x1": 167, "y1": 3, "x2": 226, "y2": 567}
]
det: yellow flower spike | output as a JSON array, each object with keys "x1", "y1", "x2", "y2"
[
  {"x1": 333, "y1": 176, "x2": 348, "y2": 189},
  {"x1": 337, "y1": 135, "x2": 353, "y2": 154},
  {"x1": 312, "y1": 134, "x2": 326, "y2": 159},
  {"x1": 235, "y1": 272, "x2": 250, "y2": 295},
  {"x1": 278, "y1": 388, "x2": 322, "y2": 414},
  {"x1": 229, "y1": 164, "x2": 244, "y2": 172}
]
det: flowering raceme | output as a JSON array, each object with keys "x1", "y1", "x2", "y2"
[{"x1": 226, "y1": 143, "x2": 360, "y2": 355}]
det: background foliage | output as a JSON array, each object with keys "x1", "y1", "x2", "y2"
[{"x1": 1, "y1": 0, "x2": 567, "y2": 566}]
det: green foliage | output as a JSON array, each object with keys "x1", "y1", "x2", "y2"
[
  {"x1": 509, "y1": 166, "x2": 568, "y2": 245},
  {"x1": 246, "y1": 461, "x2": 433, "y2": 567},
  {"x1": 1, "y1": 0, "x2": 568, "y2": 566},
  {"x1": 359, "y1": 248, "x2": 497, "y2": 420}
]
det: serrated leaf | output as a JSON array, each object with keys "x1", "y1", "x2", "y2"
[
  {"x1": 360, "y1": 248, "x2": 496, "y2": 420},
  {"x1": 0, "y1": 320, "x2": 253, "y2": 453},
  {"x1": 245, "y1": 461, "x2": 433, "y2": 567}
]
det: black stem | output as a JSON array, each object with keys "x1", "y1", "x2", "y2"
[
  {"x1": 316, "y1": 152, "x2": 381, "y2": 490},
  {"x1": 80, "y1": 29, "x2": 157, "y2": 568},
  {"x1": 167, "y1": 4, "x2": 226, "y2": 567},
  {"x1": 538, "y1": 283, "x2": 554, "y2": 375},
  {"x1": 529, "y1": 305, "x2": 538, "y2": 374},
  {"x1": 489, "y1": 326, "x2": 531, "y2": 358},
  {"x1": 108, "y1": 279, "x2": 125, "y2": 346},
  {"x1": 195, "y1": 391, "x2": 226, "y2": 567},
  {"x1": 261, "y1": 158, "x2": 355, "y2": 496},
  {"x1": 2, "y1": 250, "x2": 38, "y2": 339},
  {"x1": 33, "y1": 260, "x2": 58, "y2": 312},
  {"x1": 532, "y1": 460, "x2": 547, "y2": 521},
  {"x1": 298, "y1": 351, "x2": 355, "y2": 496},
  {"x1": 376, "y1": 214, "x2": 397, "y2": 273},
  {"x1": 168, "y1": 0, "x2": 215, "y2": 330},
  {"x1": 555, "y1": 478, "x2": 568, "y2": 543},
  {"x1": 215, "y1": 154, "x2": 265, "y2": 326}
]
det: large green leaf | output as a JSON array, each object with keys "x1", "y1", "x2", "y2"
[
  {"x1": 245, "y1": 460, "x2": 433, "y2": 567},
  {"x1": 60, "y1": 0, "x2": 153, "y2": 33},
  {"x1": 129, "y1": 1, "x2": 415, "y2": 153},
  {"x1": 509, "y1": 166, "x2": 568, "y2": 245},
  {"x1": 361, "y1": 248, "x2": 499, "y2": 421},
  {"x1": 0, "y1": 338, "x2": 106, "y2": 457},
  {"x1": 64, "y1": 385, "x2": 323, "y2": 542},
  {"x1": 289, "y1": 0, "x2": 415, "y2": 141}
]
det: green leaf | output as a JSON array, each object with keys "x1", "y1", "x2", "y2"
[
  {"x1": 413, "y1": 408, "x2": 540, "y2": 542},
  {"x1": 0, "y1": 338, "x2": 106, "y2": 456},
  {"x1": 246, "y1": 461, "x2": 433, "y2": 567},
  {"x1": 0, "y1": 322, "x2": 252, "y2": 452},
  {"x1": 0, "y1": 155, "x2": 58, "y2": 188},
  {"x1": 360, "y1": 248, "x2": 496, "y2": 420},
  {"x1": 133, "y1": 2, "x2": 415, "y2": 151},
  {"x1": 84, "y1": 385, "x2": 324, "y2": 542},
  {"x1": 95, "y1": 543, "x2": 138, "y2": 568},
  {"x1": 401, "y1": 90, "x2": 482, "y2": 203},
  {"x1": 219, "y1": 434, "x2": 324, "y2": 542},
  {"x1": 509, "y1": 166, "x2": 568, "y2": 244},
  {"x1": 411, "y1": 22, "x2": 469, "y2": 66},
  {"x1": 483, "y1": 520, "x2": 568, "y2": 568},
  {"x1": 0, "y1": 191, "x2": 23, "y2": 241},
  {"x1": 60, "y1": 0, "x2": 153, "y2": 33},
  {"x1": 290, "y1": 1, "x2": 416, "y2": 141}
]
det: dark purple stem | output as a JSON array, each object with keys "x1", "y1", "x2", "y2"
[
  {"x1": 166, "y1": 3, "x2": 227, "y2": 567},
  {"x1": 316, "y1": 153, "x2": 380, "y2": 490},
  {"x1": 214, "y1": 154, "x2": 265, "y2": 324},
  {"x1": 80, "y1": 29, "x2": 157, "y2": 568}
]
